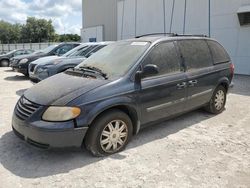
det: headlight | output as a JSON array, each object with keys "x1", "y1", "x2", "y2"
[
  {"x1": 19, "y1": 58, "x2": 29, "y2": 64},
  {"x1": 37, "y1": 67, "x2": 47, "y2": 73},
  {"x1": 42, "y1": 106, "x2": 81, "y2": 122},
  {"x1": 53, "y1": 60, "x2": 63, "y2": 64}
]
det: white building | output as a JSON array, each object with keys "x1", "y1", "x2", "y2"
[{"x1": 82, "y1": 0, "x2": 250, "y2": 75}]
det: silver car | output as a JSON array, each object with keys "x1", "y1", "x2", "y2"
[{"x1": 29, "y1": 42, "x2": 113, "y2": 82}]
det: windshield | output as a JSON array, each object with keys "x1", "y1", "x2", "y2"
[
  {"x1": 75, "y1": 41, "x2": 150, "y2": 79},
  {"x1": 39, "y1": 45, "x2": 58, "y2": 54},
  {"x1": 64, "y1": 45, "x2": 90, "y2": 57}
]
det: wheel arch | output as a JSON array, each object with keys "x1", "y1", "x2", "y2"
[
  {"x1": 0, "y1": 58, "x2": 9, "y2": 62},
  {"x1": 88, "y1": 104, "x2": 140, "y2": 135},
  {"x1": 217, "y1": 77, "x2": 230, "y2": 92}
]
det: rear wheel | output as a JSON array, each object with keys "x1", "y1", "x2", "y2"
[
  {"x1": 205, "y1": 85, "x2": 227, "y2": 114},
  {"x1": 0, "y1": 60, "x2": 9, "y2": 67},
  {"x1": 84, "y1": 110, "x2": 133, "y2": 157}
]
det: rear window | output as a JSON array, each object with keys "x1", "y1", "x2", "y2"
[
  {"x1": 177, "y1": 39, "x2": 213, "y2": 71},
  {"x1": 207, "y1": 40, "x2": 230, "y2": 64}
]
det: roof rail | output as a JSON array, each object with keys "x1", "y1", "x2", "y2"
[
  {"x1": 175, "y1": 34, "x2": 208, "y2": 37},
  {"x1": 135, "y1": 33, "x2": 208, "y2": 38},
  {"x1": 135, "y1": 33, "x2": 177, "y2": 38}
]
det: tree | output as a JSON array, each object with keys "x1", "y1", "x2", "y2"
[
  {"x1": 59, "y1": 34, "x2": 81, "y2": 42},
  {"x1": 21, "y1": 17, "x2": 56, "y2": 43},
  {"x1": 0, "y1": 17, "x2": 80, "y2": 43},
  {"x1": 0, "y1": 21, "x2": 21, "y2": 43}
]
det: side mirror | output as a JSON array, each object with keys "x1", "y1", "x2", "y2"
[
  {"x1": 135, "y1": 64, "x2": 159, "y2": 82},
  {"x1": 142, "y1": 64, "x2": 159, "y2": 78}
]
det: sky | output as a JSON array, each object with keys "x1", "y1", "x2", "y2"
[{"x1": 0, "y1": 0, "x2": 82, "y2": 35}]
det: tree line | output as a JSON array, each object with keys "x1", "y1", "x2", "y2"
[{"x1": 0, "y1": 17, "x2": 81, "y2": 44}]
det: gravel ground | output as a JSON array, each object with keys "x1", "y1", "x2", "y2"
[{"x1": 0, "y1": 67, "x2": 250, "y2": 188}]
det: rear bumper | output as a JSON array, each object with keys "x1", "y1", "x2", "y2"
[
  {"x1": 229, "y1": 82, "x2": 234, "y2": 91},
  {"x1": 12, "y1": 113, "x2": 88, "y2": 148},
  {"x1": 229, "y1": 82, "x2": 234, "y2": 88}
]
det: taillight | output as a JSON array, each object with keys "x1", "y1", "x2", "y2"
[{"x1": 230, "y1": 63, "x2": 234, "y2": 77}]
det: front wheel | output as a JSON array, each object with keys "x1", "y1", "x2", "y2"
[
  {"x1": 0, "y1": 60, "x2": 9, "y2": 67},
  {"x1": 205, "y1": 85, "x2": 227, "y2": 114},
  {"x1": 84, "y1": 110, "x2": 133, "y2": 157}
]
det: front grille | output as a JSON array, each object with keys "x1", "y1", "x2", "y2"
[
  {"x1": 15, "y1": 97, "x2": 40, "y2": 121},
  {"x1": 12, "y1": 59, "x2": 19, "y2": 66},
  {"x1": 29, "y1": 64, "x2": 36, "y2": 73}
]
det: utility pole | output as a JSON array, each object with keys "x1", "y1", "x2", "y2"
[
  {"x1": 170, "y1": 0, "x2": 175, "y2": 33},
  {"x1": 135, "y1": 0, "x2": 137, "y2": 37},
  {"x1": 208, "y1": 0, "x2": 211, "y2": 37},
  {"x1": 183, "y1": 0, "x2": 187, "y2": 34},
  {"x1": 163, "y1": 0, "x2": 166, "y2": 33}
]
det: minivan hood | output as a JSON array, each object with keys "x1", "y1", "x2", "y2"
[{"x1": 24, "y1": 73, "x2": 109, "y2": 105}]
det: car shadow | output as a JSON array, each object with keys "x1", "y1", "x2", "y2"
[
  {"x1": 4, "y1": 75, "x2": 29, "y2": 81},
  {"x1": 0, "y1": 109, "x2": 214, "y2": 179},
  {"x1": 4, "y1": 69, "x2": 14, "y2": 72},
  {"x1": 16, "y1": 89, "x2": 28, "y2": 96}
]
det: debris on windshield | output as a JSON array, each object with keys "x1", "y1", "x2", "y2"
[{"x1": 78, "y1": 66, "x2": 108, "y2": 79}]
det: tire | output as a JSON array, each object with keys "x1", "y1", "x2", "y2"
[
  {"x1": 205, "y1": 85, "x2": 227, "y2": 114},
  {"x1": 84, "y1": 110, "x2": 133, "y2": 157},
  {"x1": 0, "y1": 60, "x2": 9, "y2": 67}
]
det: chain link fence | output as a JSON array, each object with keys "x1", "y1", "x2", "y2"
[{"x1": 0, "y1": 42, "x2": 59, "y2": 54}]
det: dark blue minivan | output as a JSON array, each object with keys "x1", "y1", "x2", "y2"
[{"x1": 12, "y1": 35, "x2": 234, "y2": 156}]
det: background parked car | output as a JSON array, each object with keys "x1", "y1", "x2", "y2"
[
  {"x1": 10, "y1": 42, "x2": 80, "y2": 76},
  {"x1": 29, "y1": 42, "x2": 113, "y2": 82},
  {"x1": 0, "y1": 49, "x2": 34, "y2": 67}
]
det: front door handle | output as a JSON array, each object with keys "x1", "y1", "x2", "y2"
[
  {"x1": 188, "y1": 80, "x2": 198, "y2": 86},
  {"x1": 177, "y1": 82, "x2": 187, "y2": 89}
]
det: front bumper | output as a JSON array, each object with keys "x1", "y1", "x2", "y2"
[
  {"x1": 29, "y1": 66, "x2": 54, "y2": 81},
  {"x1": 12, "y1": 113, "x2": 88, "y2": 148},
  {"x1": 29, "y1": 73, "x2": 42, "y2": 83},
  {"x1": 13, "y1": 65, "x2": 28, "y2": 75}
]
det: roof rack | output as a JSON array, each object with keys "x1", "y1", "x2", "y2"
[
  {"x1": 175, "y1": 34, "x2": 208, "y2": 37},
  {"x1": 135, "y1": 33, "x2": 177, "y2": 38},
  {"x1": 135, "y1": 33, "x2": 208, "y2": 38}
]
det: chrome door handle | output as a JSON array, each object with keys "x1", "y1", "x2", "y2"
[
  {"x1": 177, "y1": 82, "x2": 187, "y2": 89},
  {"x1": 188, "y1": 80, "x2": 198, "y2": 86}
]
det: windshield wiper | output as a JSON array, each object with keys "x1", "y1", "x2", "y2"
[{"x1": 77, "y1": 66, "x2": 108, "y2": 79}]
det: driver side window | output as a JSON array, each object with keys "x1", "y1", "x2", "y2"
[
  {"x1": 142, "y1": 42, "x2": 181, "y2": 77},
  {"x1": 14, "y1": 50, "x2": 24, "y2": 56},
  {"x1": 55, "y1": 44, "x2": 73, "y2": 55}
]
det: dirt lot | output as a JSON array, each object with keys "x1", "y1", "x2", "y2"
[{"x1": 0, "y1": 67, "x2": 250, "y2": 188}]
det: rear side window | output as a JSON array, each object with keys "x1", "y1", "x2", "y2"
[
  {"x1": 143, "y1": 42, "x2": 181, "y2": 77},
  {"x1": 177, "y1": 39, "x2": 213, "y2": 71},
  {"x1": 207, "y1": 40, "x2": 230, "y2": 64}
]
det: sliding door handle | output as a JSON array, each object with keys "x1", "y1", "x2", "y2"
[
  {"x1": 177, "y1": 82, "x2": 187, "y2": 89},
  {"x1": 188, "y1": 80, "x2": 198, "y2": 86}
]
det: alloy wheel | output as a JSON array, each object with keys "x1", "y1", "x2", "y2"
[
  {"x1": 214, "y1": 90, "x2": 225, "y2": 110},
  {"x1": 100, "y1": 120, "x2": 128, "y2": 153}
]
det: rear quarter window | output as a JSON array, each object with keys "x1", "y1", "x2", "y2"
[
  {"x1": 206, "y1": 40, "x2": 230, "y2": 64},
  {"x1": 177, "y1": 39, "x2": 213, "y2": 71}
]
